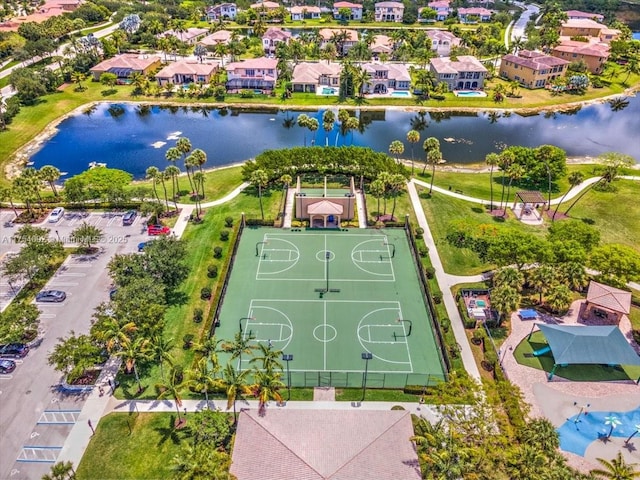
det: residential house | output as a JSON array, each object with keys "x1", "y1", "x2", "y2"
[
  {"x1": 262, "y1": 27, "x2": 292, "y2": 54},
  {"x1": 225, "y1": 57, "x2": 278, "y2": 91},
  {"x1": 89, "y1": 54, "x2": 162, "y2": 82},
  {"x1": 560, "y1": 19, "x2": 620, "y2": 43},
  {"x1": 291, "y1": 61, "x2": 342, "y2": 92},
  {"x1": 552, "y1": 41, "x2": 610, "y2": 74},
  {"x1": 158, "y1": 27, "x2": 208, "y2": 45},
  {"x1": 375, "y1": 2, "x2": 404, "y2": 22},
  {"x1": 333, "y1": 1, "x2": 363, "y2": 21},
  {"x1": 206, "y1": 3, "x2": 237, "y2": 21},
  {"x1": 290, "y1": 5, "x2": 321, "y2": 20},
  {"x1": 155, "y1": 61, "x2": 219, "y2": 86},
  {"x1": 499, "y1": 50, "x2": 569, "y2": 89},
  {"x1": 199, "y1": 30, "x2": 237, "y2": 48},
  {"x1": 370, "y1": 34, "x2": 393, "y2": 60},
  {"x1": 251, "y1": 1, "x2": 281, "y2": 15},
  {"x1": 457, "y1": 7, "x2": 492, "y2": 23},
  {"x1": 0, "y1": 0, "x2": 82, "y2": 30},
  {"x1": 419, "y1": 1, "x2": 451, "y2": 22},
  {"x1": 362, "y1": 62, "x2": 411, "y2": 93},
  {"x1": 319, "y1": 28, "x2": 359, "y2": 56},
  {"x1": 429, "y1": 55, "x2": 487, "y2": 90},
  {"x1": 426, "y1": 29, "x2": 460, "y2": 57},
  {"x1": 565, "y1": 10, "x2": 604, "y2": 22}
]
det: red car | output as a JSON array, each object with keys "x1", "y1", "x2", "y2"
[{"x1": 147, "y1": 224, "x2": 171, "y2": 236}]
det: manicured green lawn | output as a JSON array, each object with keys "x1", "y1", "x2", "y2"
[
  {"x1": 76, "y1": 413, "x2": 195, "y2": 480},
  {"x1": 513, "y1": 331, "x2": 640, "y2": 381}
]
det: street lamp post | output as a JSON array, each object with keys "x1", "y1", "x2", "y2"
[
  {"x1": 282, "y1": 354, "x2": 293, "y2": 401},
  {"x1": 361, "y1": 352, "x2": 373, "y2": 402}
]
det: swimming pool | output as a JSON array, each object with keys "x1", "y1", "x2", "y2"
[
  {"x1": 391, "y1": 91, "x2": 410, "y2": 97},
  {"x1": 557, "y1": 406, "x2": 640, "y2": 456},
  {"x1": 321, "y1": 87, "x2": 336, "y2": 95},
  {"x1": 454, "y1": 90, "x2": 487, "y2": 97},
  {"x1": 476, "y1": 300, "x2": 486, "y2": 307}
]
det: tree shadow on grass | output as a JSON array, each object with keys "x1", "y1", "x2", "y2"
[
  {"x1": 154, "y1": 414, "x2": 192, "y2": 446},
  {"x1": 167, "y1": 290, "x2": 189, "y2": 307},
  {"x1": 470, "y1": 207, "x2": 483, "y2": 214}
]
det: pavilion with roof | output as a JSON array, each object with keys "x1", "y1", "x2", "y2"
[
  {"x1": 294, "y1": 176, "x2": 356, "y2": 228},
  {"x1": 581, "y1": 280, "x2": 632, "y2": 324},
  {"x1": 511, "y1": 190, "x2": 547, "y2": 223}
]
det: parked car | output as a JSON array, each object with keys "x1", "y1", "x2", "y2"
[
  {"x1": 48, "y1": 207, "x2": 65, "y2": 223},
  {"x1": 36, "y1": 290, "x2": 66, "y2": 302},
  {"x1": 148, "y1": 224, "x2": 171, "y2": 236},
  {"x1": 0, "y1": 343, "x2": 29, "y2": 358},
  {"x1": 0, "y1": 359, "x2": 16, "y2": 374},
  {"x1": 122, "y1": 210, "x2": 137, "y2": 226}
]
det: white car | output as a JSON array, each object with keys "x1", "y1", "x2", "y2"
[{"x1": 48, "y1": 207, "x2": 65, "y2": 223}]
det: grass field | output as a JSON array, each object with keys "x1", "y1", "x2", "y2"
[{"x1": 215, "y1": 227, "x2": 446, "y2": 388}]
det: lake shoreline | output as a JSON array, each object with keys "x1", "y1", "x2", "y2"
[{"x1": 6, "y1": 84, "x2": 639, "y2": 180}]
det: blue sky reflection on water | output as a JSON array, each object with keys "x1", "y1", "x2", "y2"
[{"x1": 30, "y1": 96, "x2": 640, "y2": 179}]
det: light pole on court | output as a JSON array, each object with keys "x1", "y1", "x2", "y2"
[
  {"x1": 361, "y1": 352, "x2": 373, "y2": 402},
  {"x1": 282, "y1": 354, "x2": 293, "y2": 401}
]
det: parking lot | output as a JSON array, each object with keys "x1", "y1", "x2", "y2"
[{"x1": 0, "y1": 209, "x2": 152, "y2": 480}]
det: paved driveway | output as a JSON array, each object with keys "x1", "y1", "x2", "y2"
[{"x1": 0, "y1": 210, "x2": 149, "y2": 480}]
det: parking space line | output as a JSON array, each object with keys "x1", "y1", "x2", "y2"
[{"x1": 0, "y1": 375, "x2": 14, "y2": 380}]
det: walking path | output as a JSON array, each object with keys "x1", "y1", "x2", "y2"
[
  {"x1": 282, "y1": 187, "x2": 296, "y2": 228},
  {"x1": 355, "y1": 190, "x2": 367, "y2": 228}
]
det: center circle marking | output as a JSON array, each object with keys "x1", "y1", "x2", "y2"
[
  {"x1": 316, "y1": 250, "x2": 335, "y2": 262},
  {"x1": 313, "y1": 324, "x2": 337, "y2": 343}
]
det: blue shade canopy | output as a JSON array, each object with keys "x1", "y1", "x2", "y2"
[{"x1": 537, "y1": 324, "x2": 640, "y2": 366}]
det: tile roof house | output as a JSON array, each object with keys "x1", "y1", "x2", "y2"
[
  {"x1": 457, "y1": 7, "x2": 493, "y2": 23},
  {"x1": 262, "y1": 27, "x2": 292, "y2": 54},
  {"x1": 199, "y1": 30, "x2": 237, "y2": 47},
  {"x1": 291, "y1": 61, "x2": 342, "y2": 92},
  {"x1": 230, "y1": 409, "x2": 421, "y2": 480},
  {"x1": 552, "y1": 40, "x2": 610, "y2": 74},
  {"x1": 319, "y1": 28, "x2": 359, "y2": 56},
  {"x1": 333, "y1": 1, "x2": 363, "y2": 21},
  {"x1": 89, "y1": 54, "x2": 162, "y2": 82},
  {"x1": 429, "y1": 55, "x2": 487, "y2": 90},
  {"x1": 206, "y1": 3, "x2": 237, "y2": 21},
  {"x1": 426, "y1": 29, "x2": 461, "y2": 57},
  {"x1": 565, "y1": 10, "x2": 604, "y2": 22},
  {"x1": 0, "y1": 0, "x2": 82, "y2": 30},
  {"x1": 225, "y1": 56, "x2": 278, "y2": 91},
  {"x1": 155, "y1": 61, "x2": 219, "y2": 86},
  {"x1": 370, "y1": 34, "x2": 394, "y2": 59},
  {"x1": 375, "y1": 1, "x2": 404, "y2": 22},
  {"x1": 583, "y1": 280, "x2": 632, "y2": 324},
  {"x1": 419, "y1": 1, "x2": 451, "y2": 21},
  {"x1": 362, "y1": 62, "x2": 411, "y2": 93},
  {"x1": 251, "y1": 1, "x2": 281, "y2": 11},
  {"x1": 290, "y1": 5, "x2": 321, "y2": 20},
  {"x1": 560, "y1": 19, "x2": 620, "y2": 43},
  {"x1": 158, "y1": 27, "x2": 208, "y2": 44},
  {"x1": 499, "y1": 50, "x2": 569, "y2": 89}
]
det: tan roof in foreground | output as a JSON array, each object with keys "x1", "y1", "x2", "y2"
[
  {"x1": 586, "y1": 281, "x2": 631, "y2": 315},
  {"x1": 155, "y1": 61, "x2": 218, "y2": 78},
  {"x1": 230, "y1": 409, "x2": 420, "y2": 480},
  {"x1": 308, "y1": 200, "x2": 344, "y2": 215},
  {"x1": 91, "y1": 54, "x2": 161, "y2": 72}
]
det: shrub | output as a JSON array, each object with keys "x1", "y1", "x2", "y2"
[
  {"x1": 424, "y1": 266, "x2": 435, "y2": 279},
  {"x1": 182, "y1": 335, "x2": 194, "y2": 349},
  {"x1": 415, "y1": 227, "x2": 424, "y2": 239},
  {"x1": 207, "y1": 264, "x2": 218, "y2": 278},
  {"x1": 471, "y1": 328, "x2": 486, "y2": 345},
  {"x1": 193, "y1": 308, "x2": 204, "y2": 323},
  {"x1": 224, "y1": 216, "x2": 234, "y2": 227},
  {"x1": 432, "y1": 290, "x2": 442, "y2": 304},
  {"x1": 419, "y1": 247, "x2": 428, "y2": 257},
  {"x1": 239, "y1": 89, "x2": 254, "y2": 98},
  {"x1": 440, "y1": 318, "x2": 450, "y2": 333},
  {"x1": 201, "y1": 287, "x2": 212, "y2": 299},
  {"x1": 213, "y1": 246, "x2": 223, "y2": 258},
  {"x1": 220, "y1": 230, "x2": 230, "y2": 241},
  {"x1": 483, "y1": 348, "x2": 497, "y2": 371}
]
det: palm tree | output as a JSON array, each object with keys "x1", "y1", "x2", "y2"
[
  {"x1": 190, "y1": 148, "x2": 207, "y2": 199},
  {"x1": 388, "y1": 174, "x2": 406, "y2": 220},
  {"x1": 116, "y1": 336, "x2": 151, "y2": 392},
  {"x1": 497, "y1": 150, "x2": 515, "y2": 211},
  {"x1": 223, "y1": 331, "x2": 257, "y2": 372},
  {"x1": 369, "y1": 178, "x2": 386, "y2": 220},
  {"x1": 545, "y1": 283, "x2": 573, "y2": 313},
  {"x1": 156, "y1": 366, "x2": 186, "y2": 427},
  {"x1": 503, "y1": 163, "x2": 525, "y2": 218},
  {"x1": 250, "y1": 342, "x2": 283, "y2": 374},
  {"x1": 552, "y1": 171, "x2": 584, "y2": 221},
  {"x1": 39, "y1": 165, "x2": 61, "y2": 197},
  {"x1": 186, "y1": 357, "x2": 220, "y2": 407},
  {"x1": 622, "y1": 55, "x2": 640, "y2": 84},
  {"x1": 150, "y1": 335, "x2": 174, "y2": 380},
  {"x1": 0, "y1": 186, "x2": 19, "y2": 218},
  {"x1": 222, "y1": 363, "x2": 252, "y2": 423},
  {"x1": 145, "y1": 166, "x2": 162, "y2": 205},
  {"x1": 322, "y1": 110, "x2": 335, "y2": 146},
  {"x1": 307, "y1": 117, "x2": 319, "y2": 145},
  {"x1": 176, "y1": 137, "x2": 194, "y2": 193},
  {"x1": 92, "y1": 316, "x2": 137, "y2": 354},
  {"x1": 297, "y1": 114, "x2": 310, "y2": 146},
  {"x1": 194, "y1": 336, "x2": 224, "y2": 376},
  {"x1": 252, "y1": 369, "x2": 285, "y2": 416},
  {"x1": 590, "y1": 451, "x2": 640, "y2": 479},
  {"x1": 518, "y1": 418, "x2": 560, "y2": 455},
  {"x1": 490, "y1": 285, "x2": 521, "y2": 325},
  {"x1": 559, "y1": 262, "x2": 588, "y2": 291},
  {"x1": 164, "y1": 166, "x2": 180, "y2": 211},
  {"x1": 406, "y1": 130, "x2": 420, "y2": 175},
  {"x1": 42, "y1": 460, "x2": 76, "y2": 480},
  {"x1": 492, "y1": 267, "x2": 524, "y2": 291},
  {"x1": 529, "y1": 265, "x2": 557, "y2": 303},
  {"x1": 423, "y1": 137, "x2": 443, "y2": 194},
  {"x1": 250, "y1": 169, "x2": 269, "y2": 220},
  {"x1": 485, "y1": 153, "x2": 499, "y2": 211},
  {"x1": 389, "y1": 140, "x2": 404, "y2": 165}
]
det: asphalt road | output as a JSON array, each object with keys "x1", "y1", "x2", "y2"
[
  {"x1": 511, "y1": 3, "x2": 540, "y2": 42},
  {"x1": 0, "y1": 209, "x2": 150, "y2": 480}
]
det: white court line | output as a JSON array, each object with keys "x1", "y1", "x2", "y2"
[
  {"x1": 397, "y1": 306, "x2": 413, "y2": 372},
  {"x1": 55, "y1": 273, "x2": 86, "y2": 278},
  {"x1": 47, "y1": 282, "x2": 78, "y2": 287},
  {"x1": 323, "y1": 300, "x2": 327, "y2": 371},
  {"x1": 255, "y1": 276, "x2": 393, "y2": 282}
]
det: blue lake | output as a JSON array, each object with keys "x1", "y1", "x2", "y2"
[{"x1": 30, "y1": 96, "x2": 640, "y2": 179}]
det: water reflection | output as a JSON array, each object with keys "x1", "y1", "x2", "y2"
[{"x1": 30, "y1": 97, "x2": 640, "y2": 179}]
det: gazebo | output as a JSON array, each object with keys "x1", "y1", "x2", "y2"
[
  {"x1": 535, "y1": 323, "x2": 640, "y2": 380},
  {"x1": 582, "y1": 280, "x2": 632, "y2": 324},
  {"x1": 307, "y1": 200, "x2": 344, "y2": 228},
  {"x1": 512, "y1": 190, "x2": 547, "y2": 221}
]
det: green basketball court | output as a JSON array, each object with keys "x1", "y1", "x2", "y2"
[{"x1": 215, "y1": 228, "x2": 446, "y2": 388}]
